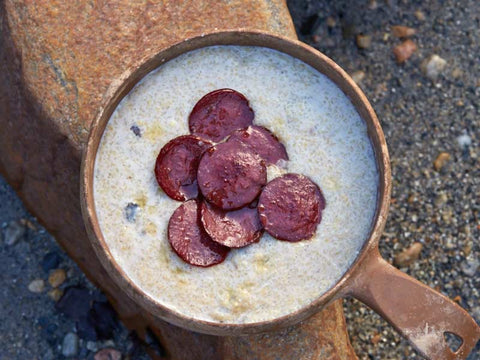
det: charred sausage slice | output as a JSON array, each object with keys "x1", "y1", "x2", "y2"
[
  {"x1": 201, "y1": 201, "x2": 263, "y2": 248},
  {"x1": 197, "y1": 140, "x2": 267, "y2": 210},
  {"x1": 168, "y1": 199, "x2": 229, "y2": 267},
  {"x1": 155, "y1": 135, "x2": 213, "y2": 201},
  {"x1": 228, "y1": 125, "x2": 288, "y2": 166},
  {"x1": 258, "y1": 173, "x2": 325, "y2": 242},
  {"x1": 189, "y1": 89, "x2": 254, "y2": 142}
]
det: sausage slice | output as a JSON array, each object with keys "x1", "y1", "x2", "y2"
[
  {"x1": 197, "y1": 140, "x2": 267, "y2": 210},
  {"x1": 155, "y1": 135, "x2": 213, "y2": 201},
  {"x1": 258, "y1": 173, "x2": 325, "y2": 242},
  {"x1": 228, "y1": 125, "x2": 288, "y2": 166},
  {"x1": 168, "y1": 199, "x2": 229, "y2": 267},
  {"x1": 189, "y1": 89, "x2": 254, "y2": 142},
  {"x1": 201, "y1": 201, "x2": 263, "y2": 248}
]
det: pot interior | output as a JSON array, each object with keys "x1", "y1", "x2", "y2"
[{"x1": 81, "y1": 31, "x2": 391, "y2": 335}]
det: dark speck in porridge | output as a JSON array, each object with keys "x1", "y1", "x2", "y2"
[
  {"x1": 124, "y1": 202, "x2": 139, "y2": 223},
  {"x1": 130, "y1": 125, "x2": 142, "y2": 137}
]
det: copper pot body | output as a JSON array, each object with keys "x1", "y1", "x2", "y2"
[{"x1": 81, "y1": 31, "x2": 480, "y2": 360}]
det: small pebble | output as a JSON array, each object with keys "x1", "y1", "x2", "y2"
[
  {"x1": 456, "y1": 134, "x2": 471, "y2": 149},
  {"x1": 62, "y1": 332, "x2": 79, "y2": 357},
  {"x1": 461, "y1": 258, "x2": 479, "y2": 277},
  {"x1": 28, "y1": 279, "x2": 45, "y2": 293},
  {"x1": 407, "y1": 193, "x2": 416, "y2": 204},
  {"x1": 434, "y1": 192, "x2": 448, "y2": 207},
  {"x1": 451, "y1": 68, "x2": 463, "y2": 78},
  {"x1": 356, "y1": 34, "x2": 372, "y2": 49},
  {"x1": 20, "y1": 218, "x2": 37, "y2": 231},
  {"x1": 371, "y1": 333, "x2": 381, "y2": 345},
  {"x1": 3, "y1": 220, "x2": 26, "y2": 245},
  {"x1": 48, "y1": 288, "x2": 64, "y2": 302},
  {"x1": 326, "y1": 16, "x2": 336, "y2": 28},
  {"x1": 94, "y1": 348, "x2": 122, "y2": 360},
  {"x1": 312, "y1": 34, "x2": 321, "y2": 43},
  {"x1": 391, "y1": 25, "x2": 416, "y2": 38},
  {"x1": 41, "y1": 252, "x2": 61, "y2": 273},
  {"x1": 351, "y1": 70, "x2": 366, "y2": 85},
  {"x1": 433, "y1": 152, "x2": 451, "y2": 171},
  {"x1": 421, "y1": 54, "x2": 447, "y2": 80},
  {"x1": 87, "y1": 340, "x2": 99, "y2": 352},
  {"x1": 393, "y1": 40, "x2": 417, "y2": 63},
  {"x1": 100, "y1": 340, "x2": 116, "y2": 348},
  {"x1": 394, "y1": 242, "x2": 423, "y2": 267},
  {"x1": 48, "y1": 268, "x2": 67, "y2": 288},
  {"x1": 368, "y1": 0, "x2": 378, "y2": 10},
  {"x1": 414, "y1": 10, "x2": 426, "y2": 21},
  {"x1": 463, "y1": 241, "x2": 473, "y2": 256}
]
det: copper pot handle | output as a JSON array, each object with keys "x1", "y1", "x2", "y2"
[{"x1": 347, "y1": 247, "x2": 480, "y2": 359}]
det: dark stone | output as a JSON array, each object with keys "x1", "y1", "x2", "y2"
[
  {"x1": 37, "y1": 317, "x2": 58, "y2": 346},
  {"x1": 92, "y1": 290, "x2": 108, "y2": 303},
  {"x1": 56, "y1": 286, "x2": 94, "y2": 320},
  {"x1": 56, "y1": 286, "x2": 120, "y2": 341},
  {"x1": 41, "y1": 251, "x2": 61, "y2": 273},
  {"x1": 78, "y1": 345, "x2": 89, "y2": 358},
  {"x1": 300, "y1": 13, "x2": 321, "y2": 35},
  {"x1": 76, "y1": 316, "x2": 98, "y2": 342},
  {"x1": 126, "y1": 332, "x2": 141, "y2": 355},
  {"x1": 89, "y1": 301, "x2": 118, "y2": 340},
  {"x1": 46, "y1": 323, "x2": 58, "y2": 335}
]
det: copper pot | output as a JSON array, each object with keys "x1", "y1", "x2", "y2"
[{"x1": 81, "y1": 31, "x2": 480, "y2": 359}]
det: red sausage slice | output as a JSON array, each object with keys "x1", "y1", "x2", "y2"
[
  {"x1": 258, "y1": 173, "x2": 326, "y2": 242},
  {"x1": 197, "y1": 140, "x2": 267, "y2": 210},
  {"x1": 228, "y1": 125, "x2": 288, "y2": 166},
  {"x1": 155, "y1": 135, "x2": 213, "y2": 201},
  {"x1": 201, "y1": 201, "x2": 263, "y2": 248},
  {"x1": 189, "y1": 89, "x2": 254, "y2": 142},
  {"x1": 168, "y1": 199, "x2": 229, "y2": 267}
]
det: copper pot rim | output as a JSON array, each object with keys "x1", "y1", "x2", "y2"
[{"x1": 80, "y1": 29, "x2": 391, "y2": 336}]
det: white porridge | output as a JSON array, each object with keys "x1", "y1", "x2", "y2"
[{"x1": 94, "y1": 46, "x2": 378, "y2": 324}]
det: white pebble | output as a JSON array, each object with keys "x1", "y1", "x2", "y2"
[
  {"x1": 456, "y1": 134, "x2": 471, "y2": 148},
  {"x1": 28, "y1": 279, "x2": 45, "y2": 293},
  {"x1": 421, "y1": 54, "x2": 447, "y2": 80}
]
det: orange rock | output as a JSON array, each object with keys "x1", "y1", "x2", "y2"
[
  {"x1": 48, "y1": 288, "x2": 64, "y2": 302},
  {"x1": 394, "y1": 242, "x2": 423, "y2": 267},
  {"x1": 434, "y1": 152, "x2": 451, "y2": 171},
  {"x1": 371, "y1": 332, "x2": 382, "y2": 345},
  {"x1": 48, "y1": 268, "x2": 67, "y2": 288},
  {"x1": 356, "y1": 34, "x2": 372, "y2": 49},
  {"x1": 391, "y1": 25, "x2": 416, "y2": 38},
  {"x1": 393, "y1": 40, "x2": 417, "y2": 63}
]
